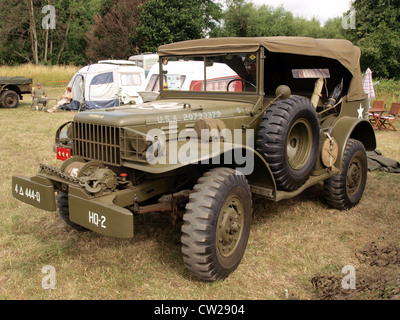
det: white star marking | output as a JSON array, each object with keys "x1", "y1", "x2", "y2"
[{"x1": 357, "y1": 105, "x2": 364, "y2": 119}]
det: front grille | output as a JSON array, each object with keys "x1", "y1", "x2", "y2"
[{"x1": 73, "y1": 122, "x2": 121, "y2": 166}]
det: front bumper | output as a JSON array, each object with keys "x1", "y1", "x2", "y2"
[
  {"x1": 12, "y1": 175, "x2": 134, "y2": 239},
  {"x1": 68, "y1": 186, "x2": 134, "y2": 238},
  {"x1": 12, "y1": 176, "x2": 57, "y2": 211}
]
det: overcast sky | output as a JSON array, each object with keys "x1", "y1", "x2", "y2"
[{"x1": 251, "y1": 0, "x2": 352, "y2": 23}]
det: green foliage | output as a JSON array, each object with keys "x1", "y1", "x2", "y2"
[
  {"x1": 345, "y1": 0, "x2": 400, "y2": 79},
  {"x1": 54, "y1": 0, "x2": 104, "y2": 65},
  {"x1": 217, "y1": 0, "x2": 400, "y2": 80},
  {"x1": 0, "y1": 0, "x2": 32, "y2": 65},
  {"x1": 85, "y1": 0, "x2": 144, "y2": 62},
  {"x1": 216, "y1": 0, "x2": 254, "y2": 37},
  {"x1": 136, "y1": 0, "x2": 222, "y2": 53},
  {"x1": 323, "y1": 17, "x2": 345, "y2": 39},
  {"x1": 86, "y1": 0, "x2": 222, "y2": 60},
  {"x1": 215, "y1": 0, "x2": 345, "y2": 39},
  {"x1": 0, "y1": 0, "x2": 103, "y2": 65},
  {"x1": 0, "y1": 0, "x2": 398, "y2": 80},
  {"x1": 374, "y1": 78, "x2": 400, "y2": 103}
]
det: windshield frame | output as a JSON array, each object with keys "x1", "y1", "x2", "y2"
[{"x1": 158, "y1": 52, "x2": 260, "y2": 95}]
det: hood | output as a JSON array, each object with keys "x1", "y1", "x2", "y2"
[{"x1": 73, "y1": 98, "x2": 254, "y2": 127}]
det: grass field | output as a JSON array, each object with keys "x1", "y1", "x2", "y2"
[
  {"x1": 1, "y1": 64, "x2": 80, "y2": 87},
  {"x1": 0, "y1": 90, "x2": 399, "y2": 300}
]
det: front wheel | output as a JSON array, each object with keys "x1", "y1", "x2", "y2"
[
  {"x1": 56, "y1": 192, "x2": 88, "y2": 231},
  {"x1": 181, "y1": 168, "x2": 252, "y2": 281},
  {"x1": 324, "y1": 139, "x2": 368, "y2": 210}
]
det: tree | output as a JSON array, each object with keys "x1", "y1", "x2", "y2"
[
  {"x1": 216, "y1": 0, "x2": 344, "y2": 39},
  {"x1": 322, "y1": 17, "x2": 345, "y2": 39},
  {"x1": 53, "y1": 0, "x2": 104, "y2": 65},
  {"x1": 217, "y1": 0, "x2": 255, "y2": 37},
  {"x1": 85, "y1": 0, "x2": 144, "y2": 62},
  {"x1": 0, "y1": 0, "x2": 36, "y2": 64},
  {"x1": 28, "y1": 0, "x2": 39, "y2": 64},
  {"x1": 345, "y1": 0, "x2": 400, "y2": 79},
  {"x1": 0, "y1": 0, "x2": 103, "y2": 65},
  {"x1": 136, "y1": 0, "x2": 222, "y2": 53}
]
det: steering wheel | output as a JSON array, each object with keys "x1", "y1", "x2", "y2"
[{"x1": 226, "y1": 79, "x2": 256, "y2": 92}]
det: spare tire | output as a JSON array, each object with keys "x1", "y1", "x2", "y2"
[{"x1": 256, "y1": 96, "x2": 320, "y2": 191}]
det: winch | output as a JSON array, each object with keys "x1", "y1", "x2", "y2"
[
  {"x1": 39, "y1": 158, "x2": 119, "y2": 196},
  {"x1": 63, "y1": 160, "x2": 118, "y2": 195}
]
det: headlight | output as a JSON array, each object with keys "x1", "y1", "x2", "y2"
[{"x1": 54, "y1": 121, "x2": 74, "y2": 153}]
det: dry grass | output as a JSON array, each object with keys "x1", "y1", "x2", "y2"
[
  {"x1": 1, "y1": 64, "x2": 80, "y2": 87},
  {"x1": 0, "y1": 93, "x2": 399, "y2": 300}
]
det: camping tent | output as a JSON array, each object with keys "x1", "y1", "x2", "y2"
[{"x1": 67, "y1": 60, "x2": 145, "y2": 110}]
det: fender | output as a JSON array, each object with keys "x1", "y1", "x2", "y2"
[
  {"x1": 331, "y1": 116, "x2": 376, "y2": 171},
  {"x1": 121, "y1": 140, "x2": 277, "y2": 196}
]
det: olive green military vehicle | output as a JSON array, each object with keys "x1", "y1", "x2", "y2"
[
  {"x1": 12, "y1": 37, "x2": 376, "y2": 281},
  {"x1": 0, "y1": 76, "x2": 32, "y2": 108}
]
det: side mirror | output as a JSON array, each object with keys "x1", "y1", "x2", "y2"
[{"x1": 275, "y1": 85, "x2": 291, "y2": 100}]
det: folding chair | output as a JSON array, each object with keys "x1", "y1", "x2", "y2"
[
  {"x1": 369, "y1": 100, "x2": 386, "y2": 130},
  {"x1": 380, "y1": 102, "x2": 400, "y2": 131},
  {"x1": 369, "y1": 100, "x2": 385, "y2": 112}
]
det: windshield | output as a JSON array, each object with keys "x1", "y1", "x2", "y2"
[{"x1": 160, "y1": 53, "x2": 258, "y2": 93}]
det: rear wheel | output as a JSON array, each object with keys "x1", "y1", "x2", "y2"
[
  {"x1": 324, "y1": 139, "x2": 368, "y2": 210},
  {"x1": 181, "y1": 168, "x2": 252, "y2": 281}
]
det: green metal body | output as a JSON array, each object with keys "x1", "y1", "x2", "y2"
[
  {"x1": 0, "y1": 76, "x2": 32, "y2": 107},
  {"x1": 11, "y1": 38, "x2": 376, "y2": 239}
]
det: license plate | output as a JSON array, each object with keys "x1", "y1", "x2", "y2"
[{"x1": 57, "y1": 147, "x2": 71, "y2": 161}]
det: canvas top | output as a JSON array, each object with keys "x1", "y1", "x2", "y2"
[
  {"x1": 158, "y1": 37, "x2": 366, "y2": 101},
  {"x1": 0, "y1": 76, "x2": 32, "y2": 85}
]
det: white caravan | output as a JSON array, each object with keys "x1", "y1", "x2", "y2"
[
  {"x1": 67, "y1": 60, "x2": 145, "y2": 110},
  {"x1": 128, "y1": 53, "x2": 159, "y2": 77}
]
